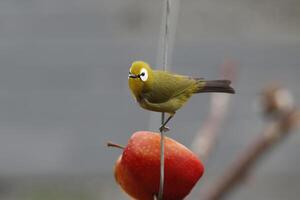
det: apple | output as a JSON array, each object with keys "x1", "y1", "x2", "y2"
[{"x1": 113, "y1": 131, "x2": 204, "y2": 200}]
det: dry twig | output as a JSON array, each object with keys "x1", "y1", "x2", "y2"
[
  {"x1": 203, "y1": 86, "x2": 300, "y2": 200},
  {"x1": 191, "y1": 60, "x2": 237, "y2": 159}
]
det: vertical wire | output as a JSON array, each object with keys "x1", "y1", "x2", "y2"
[
  {"x1": 158, "y1": 0, "x2": 170, "y2": 199},
  {"x1": 162, "y1": 0, "x2": 170, "y2": 71}
]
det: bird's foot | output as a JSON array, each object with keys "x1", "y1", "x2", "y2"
[{"x1": 159, "y1": 125, "x2": 170, "y2": 133}]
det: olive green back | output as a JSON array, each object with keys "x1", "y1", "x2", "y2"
[{"x1": 142, "y1": 70, "x2": 200, "y2": 104}]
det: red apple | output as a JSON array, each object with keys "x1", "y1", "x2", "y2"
[
  {"x1": 115, "y1": 155, "x2": 154, "y2": 200},
  {"x1": 114, "y1": 131, "x2": 204, "y2": 200}
]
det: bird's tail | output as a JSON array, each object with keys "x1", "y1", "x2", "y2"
[{"x1": 195, "y1": 79, "x2": 235, "y2": 94}]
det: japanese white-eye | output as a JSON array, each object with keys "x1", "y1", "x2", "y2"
[{"x1": 128, "y1": 61, "x2": 235, "y2": 131}]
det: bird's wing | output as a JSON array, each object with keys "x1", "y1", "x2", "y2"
[{"x1": 143, "y1": 71, "x2": 199, "y2": 103}]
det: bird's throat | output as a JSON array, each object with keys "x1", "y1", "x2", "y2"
[{"x1": 128, "y1": 78, "x2": 144, "y2": 101}]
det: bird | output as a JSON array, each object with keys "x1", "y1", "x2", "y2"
[{"x1": 128, "y1": 61, "x2": 235, "y2": 132}]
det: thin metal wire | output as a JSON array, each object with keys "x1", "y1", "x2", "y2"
[
  {"x1": 158, "y1": 112, "x2": 165, "y2": 200},
  {"x1": 162, "y1": 0, "x2": 170, "y2": 71},
  {"x1": 158, "y1": 0, "x2": 170, "y2": 199}
]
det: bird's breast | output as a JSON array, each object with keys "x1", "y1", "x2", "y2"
[{"x1": 128, "y1": 78, "x2": 144, "y2": 100}]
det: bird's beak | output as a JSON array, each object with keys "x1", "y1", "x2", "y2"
[{"x1": 128, "y1": 73, "x2": 140, "y2": 79}]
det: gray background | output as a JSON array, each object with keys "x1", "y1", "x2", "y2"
[{"x1": 0, "y1": 0, "x2": 299, "y2": 199}]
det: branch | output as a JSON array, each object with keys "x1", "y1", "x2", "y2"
[
  {"x1": 191, "y1": 60, "x2": 237, "y2": 160},
  {"x1": 202, "y1": 86, "x2": 300, "y2": 200}
]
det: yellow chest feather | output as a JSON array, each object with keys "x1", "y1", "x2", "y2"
[{"x1": 128, "y1": 79, "x2": 143, "y2": 100}]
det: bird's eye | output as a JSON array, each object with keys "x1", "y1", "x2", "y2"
[{"x1": 140, "y1": 68, "x2": 148, "y2": 82}]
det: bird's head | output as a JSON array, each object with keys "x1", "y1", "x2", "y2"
[{"x1": 128, "y1": 61, "x2": 154, "y2": 99}]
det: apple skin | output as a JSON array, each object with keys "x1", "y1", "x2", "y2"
[
  {"x1": 115, "y1": 155, "x2": 154, "y2": 200},
  {"x1": 114, "y1": 131, "x2": 204, "y2": 200}
]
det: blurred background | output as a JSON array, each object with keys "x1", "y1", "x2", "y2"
[{"x1": 0, "y1": 0, "x2": 300, "y2": 199}]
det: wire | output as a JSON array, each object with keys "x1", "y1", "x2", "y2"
[{"x1": 157, "y1": 1, "x2": 170, "y2": 199}]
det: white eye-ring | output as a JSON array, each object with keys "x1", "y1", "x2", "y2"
[{"x1": 140, "y1": 68, "x2": 148, "y2": 82}]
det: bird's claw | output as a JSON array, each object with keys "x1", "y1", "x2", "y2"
[{"x1": 159, "y1": 125, "x2": 170, "y2": 133}]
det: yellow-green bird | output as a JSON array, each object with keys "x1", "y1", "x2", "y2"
[{"x1": 128, "y1": 61, "x2": 235, "y2": 132}]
